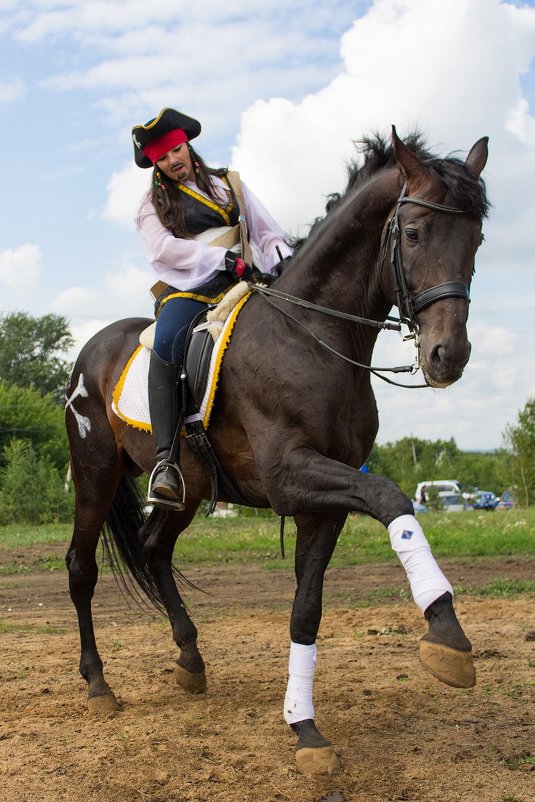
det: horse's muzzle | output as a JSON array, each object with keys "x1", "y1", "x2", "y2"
[{"x1": 420, "y1": 338, "x2": 471, "y2": 388}]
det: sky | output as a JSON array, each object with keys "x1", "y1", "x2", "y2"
[{"x1": 1, "y1": 0, "x2": 534, "y2": 452}]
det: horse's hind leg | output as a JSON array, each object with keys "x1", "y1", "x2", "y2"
[
  {"x1": 66, "y1": 419, "x2": 124, "y2": 714},
  {"x1": 139, "y1": 502, "x2": 207, "y2": 694},
  {"x1": 283, "y1": 511, "x2": 347, "y2": 775}
]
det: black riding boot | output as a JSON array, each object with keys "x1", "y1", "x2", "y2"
[{"x1": 147, "y1": 351, "x2": 185, "y2": 511}]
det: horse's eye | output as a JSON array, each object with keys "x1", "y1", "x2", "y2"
[{"x1": 405, "y1": 228, "x2": 419, "y2": 242}]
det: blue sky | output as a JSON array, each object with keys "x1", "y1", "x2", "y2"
[{"x1": 1, "y1": 0, "x2": 535, "y2": 451}]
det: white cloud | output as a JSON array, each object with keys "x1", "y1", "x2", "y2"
[
  {"x1": 102, "y1": 163, "x2": 150, "y2": 228},
  {"x1": 0, "y1": 77, "x2": 25, "y2": 102},
  {"x1": 49, "y1": 263, "x2": 154, "y2": 354},
  {"x1": 0, "y1": 244, "x2": 42, "y2": 292},
  {"x1": 232, "y1": 0, "x2": 535, "y2": 234}
]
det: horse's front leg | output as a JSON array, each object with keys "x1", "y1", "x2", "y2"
[
  {"x1": 284, "y1": 511, "x2": 347, "y2": 775},
  {"x1": 140, "y1": 503, "x2": 207, "y2": 694},
  {"x1": 266, "y1": 451, "x2": 475, "y2": 689}
]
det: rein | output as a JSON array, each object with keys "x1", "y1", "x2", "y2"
[
  {"x1": 252, "y1": 285, "x2": 424, "y2": 387},
  {"x1": 251, "y1": 185, "x2": 468, "y2": 389}
]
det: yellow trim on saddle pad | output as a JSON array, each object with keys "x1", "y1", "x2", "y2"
[
  {"x1": 201, "y1": 291, "x2": 252, "y2": 429},
  {"x1": 112, "y1": 345, "x2": 152, "y2": 433}
]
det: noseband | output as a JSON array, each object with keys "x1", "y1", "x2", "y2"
[{"x1": 384, "y1": 184, "x2": 469, "y2": 334}]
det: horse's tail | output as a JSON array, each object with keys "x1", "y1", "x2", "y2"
[{"x1": 101, "y1": 473, "x2": 197, "y2": 614}]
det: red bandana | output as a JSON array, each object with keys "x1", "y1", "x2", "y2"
[{"x1": 143, "y1": 128, "x2": 188, "y2": 163}]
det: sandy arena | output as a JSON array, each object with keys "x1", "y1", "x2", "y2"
[{"x1": 1, "y1": 553, "x2": 534, "y2": 802}]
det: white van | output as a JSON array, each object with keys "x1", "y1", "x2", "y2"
[{"x1": 415, "y1": 480, "x2": 462, "y2": 503}]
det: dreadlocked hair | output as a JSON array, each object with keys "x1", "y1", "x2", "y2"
[{"x1": 147, "y1": 145, "x2": 229, "y2": 239}]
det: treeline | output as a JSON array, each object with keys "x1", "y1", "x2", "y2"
[
  {"x1": 1, "y1": 312, "x2": 535, "y2": 524},
  {"x1": 366, "y1": 436, "x2": 512, "y2": 500}
]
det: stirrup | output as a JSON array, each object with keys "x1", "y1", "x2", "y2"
[{"x1": 147, "y1": 459, "x2": 186, "y2": 511}]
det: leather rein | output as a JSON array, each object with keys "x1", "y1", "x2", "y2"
[{"x1": 251, "y1": 184, "x2": 468, "y2": 388}]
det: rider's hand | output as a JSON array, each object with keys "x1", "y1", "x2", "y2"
[
  {"x1": 251, "y1": 267, "x2": 276, "y2": 287},
  {"x1": 224, "y1": 251, "x2": 253, "y2": 282}
]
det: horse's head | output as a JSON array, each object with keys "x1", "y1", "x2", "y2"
[{"x1": 386, "y1": 127, "x2": 489, "y2": 388}]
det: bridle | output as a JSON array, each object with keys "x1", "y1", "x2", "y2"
[
  {"x1": 383, "y1": 183, "x2": 469, "y2": 335},
  {"x1": 251, "y1": 184, "x2": 470, "y2": 387}
]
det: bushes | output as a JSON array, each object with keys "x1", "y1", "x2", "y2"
[
  {"x1": 0, "y1": 439, "x2": 73, "y2": 525},
  {"x1": 0, "y1": 380, "x2": 72, "y2": 524}
]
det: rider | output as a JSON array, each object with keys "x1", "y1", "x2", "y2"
[{"x1": 132, "y1": 107, "x2": 292, "y2": 511}]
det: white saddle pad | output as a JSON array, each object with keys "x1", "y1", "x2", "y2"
[{"x1": 112, "y1": 289, "x2": 251, "y2": 432}]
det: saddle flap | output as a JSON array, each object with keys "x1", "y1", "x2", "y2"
[{"x1": 184, "y1": 318, "x2": 215, "y2": 411}]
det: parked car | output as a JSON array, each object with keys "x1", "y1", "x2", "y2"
[
  {"x1": 496, "y1": 491, "x2": 515, "y2": 511},
  {"x1": 470, "y1": 490, "x2": 499, "y2": 511},
  {"x1": 415, "y1": 479, "x2": 462, "y2": 504},
  {"x1": 438, "y1": 492, "x2": 468, "y2": 512},
  {"x1": 412, "y1": 492, "x2": 467, "y2": 513}
]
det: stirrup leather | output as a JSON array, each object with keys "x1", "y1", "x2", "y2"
[{"x1": 147, "y1": 459, "x2": 186, "y2": 510}]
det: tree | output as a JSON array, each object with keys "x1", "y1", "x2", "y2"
[
  {"x1": 504, "y1": 397, "x2": 535, "y2": 507},
  {"x1": 0, "y1": 381, "x2": 69, "y2": 471},
  {"x1": 0, "y1": 312, "x2": 74, "y2": 403}
]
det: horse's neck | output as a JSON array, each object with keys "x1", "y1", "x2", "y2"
[{"x1": 283, "y1": 169, "x2": 399, "y2": 321}]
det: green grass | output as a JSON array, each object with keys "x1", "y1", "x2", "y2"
[
  {"x1": 0, "y1": 619, "x2": 66, "y2": 635},
  {"x1": 168, "y1": 507, "x2": 535, "y2": 569},
  {"x1": 455, "y1": 579, "x2": 535, "y2": 598},
  {"x1": 0, "y1": 507, "x2": 534, "y2": 578},
  {"x1": 0, "y1": 523, "x2": 71, "y2": 548}
]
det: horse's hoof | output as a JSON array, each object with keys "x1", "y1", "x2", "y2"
[
  {"x1": 174, "y1": 664, "x2": 207, "y2": 694},
  {"x1": 295, "y1": 746, "x2": 340, "y2": 775},
  {"x1": 419, "y1": 639, "x2": 476, "y2": 688},
  {"x1": 87, "y1": 692, "x2": 119, "y2": 715}
]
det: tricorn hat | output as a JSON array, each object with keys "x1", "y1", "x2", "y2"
[{"x1": 131, "y1": 107, "x2": 201, "y2": 168}]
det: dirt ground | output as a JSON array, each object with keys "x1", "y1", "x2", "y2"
[{"x1": 0, "y1": 554, "x2": 534, "y2": 802}]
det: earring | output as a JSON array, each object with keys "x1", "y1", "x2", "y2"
[{"x1": 154, "y1": 170, "x2": 166, "y2": 190}]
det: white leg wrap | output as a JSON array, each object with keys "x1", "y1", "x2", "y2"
[
  {"x1": 283, "y1": 641, "x2": 316, "y2": 725},
  {"x1": 388, "y1": 514, "x2": 453, "y2": 612}
]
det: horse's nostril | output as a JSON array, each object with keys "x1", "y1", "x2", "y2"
[
  {"x1": 426, "y1": 339, "x2": 470, "y2": 382},
  {"x1": 429, "y1": 344, "x2": 447, "y2": 367}
]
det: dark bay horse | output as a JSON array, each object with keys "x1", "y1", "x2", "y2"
[{"x1": 65, "y1": 127, "x2": 489, "y2": 774}]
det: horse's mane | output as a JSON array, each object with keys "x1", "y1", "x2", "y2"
[{"x1": 291, "y1": 132, "x2": 489, "y2": 251}]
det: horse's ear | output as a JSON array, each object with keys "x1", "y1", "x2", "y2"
[
  {"x1": 465, "y1": 136, "x2": 489, "y2": 177},
  {"x1": 391, "y1": 125, "x2": 424, "y2": 183}
]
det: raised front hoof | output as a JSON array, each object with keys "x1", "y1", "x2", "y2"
[
  {"x1": 419, "y1": 638, "x2": 476, "y2": 688},
  {"x1": 174, "y1": 664, "x2": 207, "y2": 694},
  {"x1": 87, "y1": 692, "x2": 120, "y2": 715},
  {"x1": 296, "y1": 746, "x2": 340, "y2": 775}
]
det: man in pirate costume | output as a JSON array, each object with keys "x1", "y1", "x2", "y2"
[{"x1": 132, "y1": 107, "x2": 292, "y2": 510}]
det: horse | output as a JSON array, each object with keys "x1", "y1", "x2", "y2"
[{"x1": 65, "y1": 127, "x2": 489, "y2": 775}]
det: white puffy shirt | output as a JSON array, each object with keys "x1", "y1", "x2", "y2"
[{"x1": 136, "y1": 175, "x2": 293, "y2": 291}]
